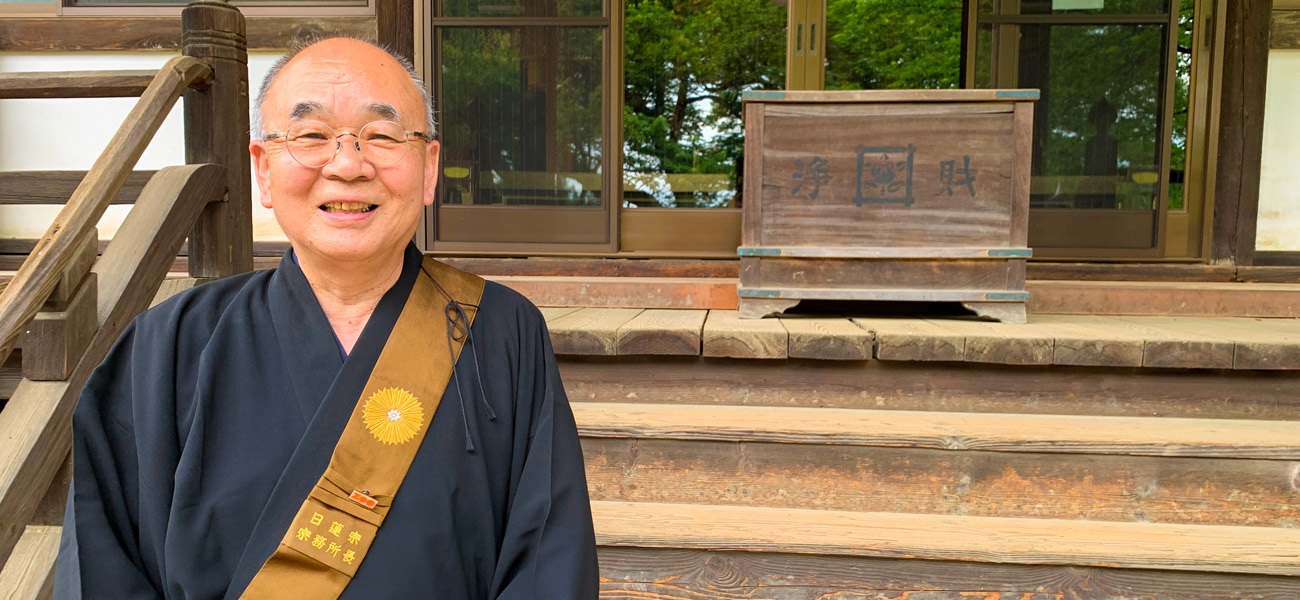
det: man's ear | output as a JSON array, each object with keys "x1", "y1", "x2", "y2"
[
  {"x1": 250, "y1": 140, "x2": 274, "y2": 209},
  {"x1": 423, "y1": 140, "x2": 441, "y2": 207}
]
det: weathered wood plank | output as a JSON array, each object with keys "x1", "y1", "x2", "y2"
[
  {"x1": 43, "y1": 231, "x2": 98, "y2": 312},
  {"x1": 547, "y1": 308, "x2": 644, "y2": 355},
  {"x1": 1086, "y1": 315, "x2": 1236, "y2": 369},
  {"x1": 489, "y1": 276, "x2": 739, "y2": 310},
  {"x1": 21, "y1": 275, "x2": 97, "y2": 381},
  {"x1": 1028, "y1": 281, "x2": 1300, "y2": 318},
  {"x1": 702, "y1": 310, "x2": 787, "y2": 359},
  {"x1": 1273, "y1": 9, "x2": 1300, "y2": 50},
  {"x1": 559, "y1": 357, "x2": 1300, "y2": 419},
  {"x1": 583, "y1": 437, "x2": 1300, "y2": 527},
  {"x1": 0, "y1": 525, "x2": 60, "y2": 600},
  {"x1": 0, "y1": 70, "x2": 157, "y2": 100},
  {"x1": 1116, "y1": 317, "x2": 1300, "y2": 370},
  {"x1": 439, "y1": 257, "x2": 740, "y2": 279},
  {"x1": 617, "y1": 310, "x2": 706, "y2": 356},
  {"x1": 538, "y1": 306, "x2": 582, "y2": 323},
  {"x1": 0, "y1": 56, "x2": 211, "y2": 367},
  {"x1": 573, "y1": 403, "x2": 1300, "y2": 459},
  {"x1": 597, "y1": 547, "x2": 1300, "y2": 600},
  {"x1": 851, "y1": 317, "x2": 964, "y2": 361},
  {"x1": 920, "y1": 318, "x2": 1054, "y2": 365},
  {"x1": 0, "y1": 171, "x2": 155, "y2": 206},
  {"x1": 150, "y1": 277, "x2": 197, "y2": 308},
  {"x1": 592, "y1": 501, "x2": 1300, "y2": 576},
  {"x1": 0, "y1": 164, "x2": 223, "y2": 569},
  {"x1": 781, "y1": 318, "x2": 873, "y2": 360},
  {"x1": 1031, "y1": 314, "x2": 1146, "y2": 367}
]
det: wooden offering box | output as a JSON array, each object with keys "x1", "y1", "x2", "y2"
[{"x1": 738, "y1": 89, "x2": 1037, "y2": 323}]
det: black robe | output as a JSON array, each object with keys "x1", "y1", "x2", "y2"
[{"x1": 54, "y1": 245, "x2": 598, "y2": 599}]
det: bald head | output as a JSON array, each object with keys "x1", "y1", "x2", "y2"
[{"x1": 251, "y1": 38, "x2": 436, "y2": 140}]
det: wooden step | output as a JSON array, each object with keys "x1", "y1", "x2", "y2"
[
  {"x1": 1028, "y1": 280, "x2": 1300, "y2": 318},
  {"x1": 582, "y1": 435, "x2": 1300, "y2": 527},
  {"x1": 591, "y1": 501, "x2": 1300, "y2": 576},
  {"x1": 572, "y1": 403, "x2": 1300, "y2": 459},
  {"x1": 0, "y1": 525, "x2": 59, "y2": 599},
  {"x1": 489, "y1": 276, "x2": 739, "y2": 310}
]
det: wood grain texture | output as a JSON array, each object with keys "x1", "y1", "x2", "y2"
[
  {"x1": 558, "y1": 357, "x2": 1300, "y2": 419},
  {"x1": 539, "y1": 307, "x2": 582, "y2": 323},
  {"x1": 1212, "y1": 0, "x2": 1270, "y2": 265},
  {"x1": 183, "y1": 0, "x2": 253, "y2": 278},
  {"x1": 1028, "y1": 262, "x2": 1237, "y2": 282},
  {"x1": 44, "y1": 231, "x2": 98, "y2": 312},
  {"x1": 150, "y1": 278, "x2": 197, "y2": 308},
  {"x1": 1027, "y1": 280, "x2": 1300, "y2": 318},
  {"x1": 745, "y1": 89, "x2": 1039, "y2": 103},
  {"x1": 851, "y1": 317, "x2": 964, "y2": 361},
  {"x1": 0, "y1": 525, "x2": 60, "y2": 600},
  {"x1": 1031, "y1": 314, "x2": 1146, "y2": 367},
  {"x1": 0, "y1": 164, "x2": 222, "y2": 569},
  {"x1": 702, "y1": 310, "x2": 787, "y2": 359},
  {"x1": 583, "y1": 437, "x2": 1300, "y2": 526},
  {"x1": 1114, "y1": 316, "x2": 1300, "y2": 370},
  {"x1": 0, "y1": 56, "x2": 211, "y2": 367},
  {"x1": 0, "y1": 171, "x2": 154, "y2": 206},
  {"x1": 0, "y1": 70, "x2": 156, "y2": 100},
  {"x1": 21, "y1": 276, "x2": 96, "y2": 382},
  {"x1": 781, "y1": 318, "x2": 873, "y2": 360},
  {"x1": 489, "y1": 276, "x2": 739, "y2": 310},
  {"x1": 1273, "y1": 9, "x2": 1300, "y2": 49},
  {"x1": 0, "y1": 17, "x2": 376, "y2": 52},
  {"x1": 617, "y1": 310, "x2": 706, "y2": 355},
  {"x1": 573, "y1": 402, "x2": 1300, "y2": 459},
  {"x1": 920, "y1": 318, "x2": 1054, "y2": 365},
  {"x1": 591, "y1": 501, "x2": 1300, "y2": 576},
  {"x1": 547, "y1": 308, "x2": 644, "y2": 355},
  {"x1": 597, "y1": 547, "x2": 1300, "y2": 600},
  {"x1": 1086, "y1": 315, "x2": 1236, "y2": 369},
  {"x1": 438, "y1": 257, "x2": 740, "y2": 279}
]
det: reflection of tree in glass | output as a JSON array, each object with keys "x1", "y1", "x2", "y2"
[
  {"x1": 825, "y1": 0, "x2": 963, "y2": 91},
  {"x1": 623, "y1": 0, "x2": 785, "y2": 207}
]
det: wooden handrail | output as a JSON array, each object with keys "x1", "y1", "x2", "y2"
[
  {"x1": 0, "y1": 163, "x2": 225, "y2": 569},
  {"x1": 0, "y1": 56, "x2": 211, "y2": 368},
  {"x1": 0, "y1": 70, "x2": 158, "y2": 100},
  {"x1": 0, "y1": 171, "x2": 156, "y2": 206}
]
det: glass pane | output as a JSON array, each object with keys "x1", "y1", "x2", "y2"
[
  {"x1": 1169, "y1": 0, "x2": 1193, "y2": 210},
  {"x1": 622, "y1": 0, "x2": 786, "y2": 208},
  {"x1": 978, "y1": 0, "x2": 1168, "y2": 16},
  {"x1": 438, "y1": 26, "x2": 603, "y2": 207},
  {"x1": 825, "y1": 0, "x2": 963, "y2": 91},
  {"x1": 1006, "y1": 22, "x2": 1167, "y2": 212},
  {"x1": 441, "y1": 0, "x2": 600, "y2": 19}
]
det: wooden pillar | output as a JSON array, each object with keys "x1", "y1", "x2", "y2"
[
  {"x1": 183, "y1": 0, "x2": 253, "y2": 278},
  {"x1": 1212, "y1": 0, "x2": 1272, "y2": 266}
]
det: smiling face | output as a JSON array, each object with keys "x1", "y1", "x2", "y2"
[{"x1": 250, "y1": 39, "x2": 439, "y2": 273}]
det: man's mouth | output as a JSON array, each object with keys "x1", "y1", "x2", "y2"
[{"x1": 320, "y1": 202, "x2": 378, "y2": 214}]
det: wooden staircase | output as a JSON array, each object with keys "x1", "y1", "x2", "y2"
[{"x1": 549, "y1": 310, "x2": 1300, "y2": 599}]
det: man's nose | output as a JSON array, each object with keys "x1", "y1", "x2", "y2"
[{"x1": 323, "y1": 134, "x2": 372, "y2": 177}]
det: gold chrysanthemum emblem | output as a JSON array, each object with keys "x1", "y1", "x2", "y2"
[{"x1": 362, "y1": 388, "x2": 424, "y2": 445}]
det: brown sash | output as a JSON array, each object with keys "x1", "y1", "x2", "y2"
[{"x1": 240, "y1": 258, "x2": 486, "y2": 599}]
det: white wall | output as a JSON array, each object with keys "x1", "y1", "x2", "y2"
[
  {"x1": 0, "y1": 50, "x2": 288, "y2": 244},
  {"x1": 1257, "y1": 49, "x2": 1300, "y2": 252}
]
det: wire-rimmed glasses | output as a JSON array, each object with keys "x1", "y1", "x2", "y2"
[{"x1": 265, "y1": 121, "x2": 432, "y2": 168}]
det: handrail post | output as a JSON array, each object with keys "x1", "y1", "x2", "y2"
[{"x1": 182, "y1": 0, "x2": 252, "y2": 278}]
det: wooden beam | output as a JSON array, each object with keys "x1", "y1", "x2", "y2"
[
  {"x1": 377, "y1": 0, "x2": 415, "y2": 61},
  {"x1": 1271, "y1": 8, "x2": 1300, "y2": 48},
  {"x1": 0, "y1": 17, "x2": 377, "y2": 52},
  {"x1": 0, "y1": 163, "x2": 223, "y2": 570},
  {"x1": 0, "y1": 56, "x2": 211, "y2": 367},
  {"x1": 0, "y1": 70, "x2": 157, "y2": 100},
  {"x1": 1212, "y1": 0, "x2": 1272, "y2": 265},
  {"x1": 0, "y1": 525, "x2": 60, "y2": 599},
  {"x1": 592, "y1": 501, "x2": 1300, "y2": 576},
  {"x1": 0, "y1": 171, "x2": 155, "y2": 206},
  {"x1": 597, "y1": 547, "x2": 1300, "y2": 599},
  {"x1": 183, "y1": 1, "x2": 253, "y2": 278},
  {"x1": 547, "y1": 308, "x2": 643, "y2": 355},
  {"x1": 781, "y1": 318, "x2": 874, "y2": 361},
  {"x1": 572, "y1": 402, "x2": 1300, "y2": 459},
  {"x1": 851, "y1": 317, "x2": 964, "y2": 362}
]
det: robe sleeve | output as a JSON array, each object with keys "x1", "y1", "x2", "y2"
[
  {"x1": 54, "y1": 322, "x2": 168, "y2": 599},
  {"x1": 489, "y1": 314, "x2": 599, "y2": 600}
]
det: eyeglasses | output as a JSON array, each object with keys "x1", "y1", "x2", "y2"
[{"x1": 265, "y1": 120, "x2": 432, "y2": 168}]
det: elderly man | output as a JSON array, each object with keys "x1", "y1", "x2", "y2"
[{"x1": 55, "y1": 38, "x2": 598, "y2": 599}]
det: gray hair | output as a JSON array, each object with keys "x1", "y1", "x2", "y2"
[{"x1": 250, "y1": 37, "x2": 437, "y2": 140}]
